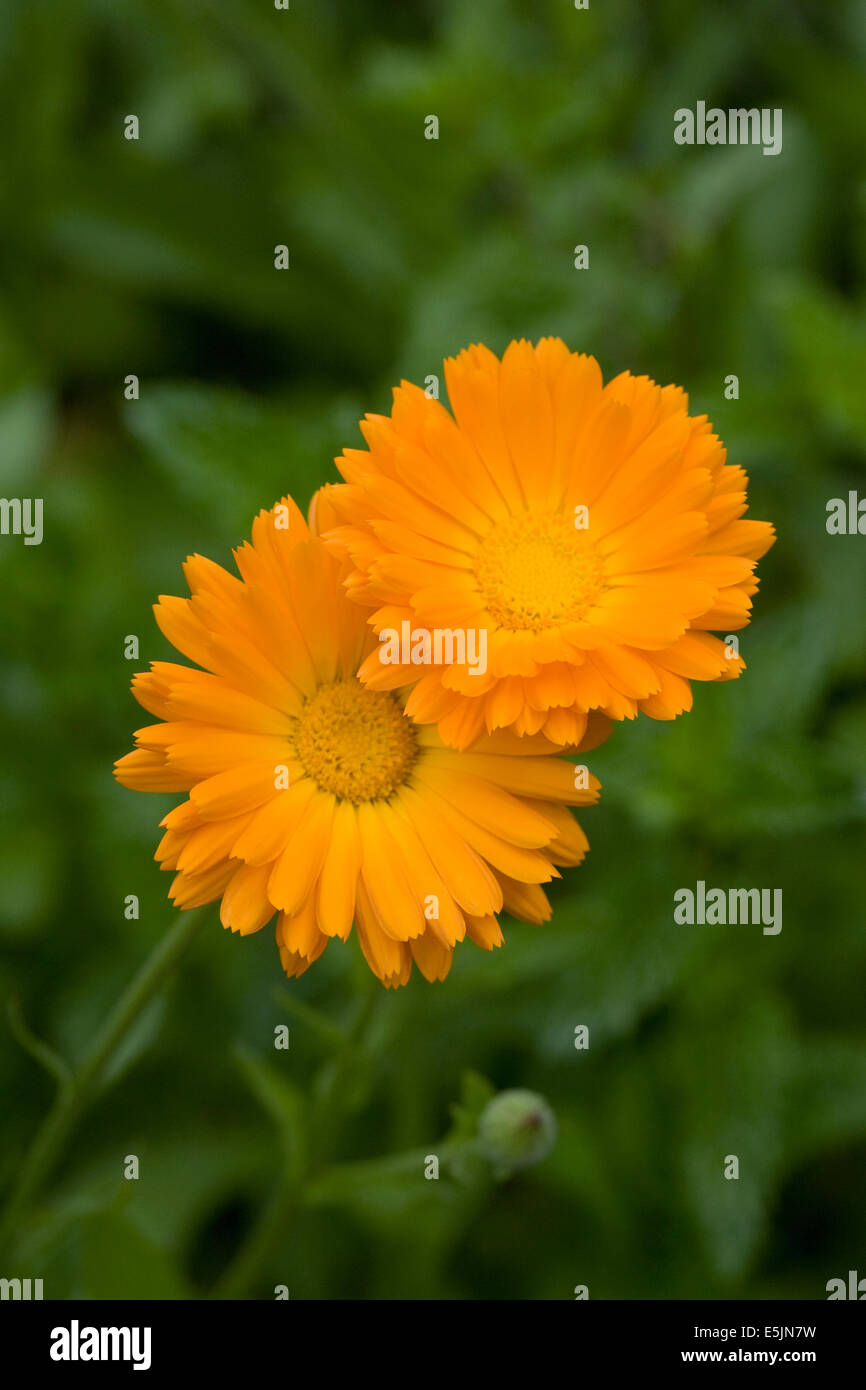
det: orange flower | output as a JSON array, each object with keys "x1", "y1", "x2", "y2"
[
  {"x1": 325, "y1": 339, "x2": 776, "y2": 748},
  {"x1": 114, "y1": 493, "x2": 601, "y2": 988}
]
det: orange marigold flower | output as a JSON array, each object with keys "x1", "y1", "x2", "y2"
[
  {"x1": 325, "y1": 338, "x2": 776, "y2": 748},
  {"x1": 114, "y1": 492, "x2": 601, "y2": 988}
]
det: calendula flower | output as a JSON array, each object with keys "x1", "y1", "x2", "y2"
[
  {"x1": 114, "y1": 492, "x2": 601, "y2": 988},
  {"x1": 326, "y1": 339, "x2": 776, "y2": 748}
]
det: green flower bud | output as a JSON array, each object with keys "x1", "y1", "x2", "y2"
[{"x1": 477, "y1": 1089, "x2": 557, "y2": 1174}]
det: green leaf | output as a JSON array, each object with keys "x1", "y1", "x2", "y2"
[
  {"x1": 671, "y1": 994, "x2": 792, "y2": 1281},
  {"x1": 125, "y1": 385, "x2": 304, "y2": 532},
  {"x1": 770, "y1": 276, "x2": 866, "y2": 438},
  {"x1": 787, "y1": 1041, "x2": 866, "y2": 1167},
  {"x1": 447, "y1": 1070, "x2": 496, "y2": 1144},
  {"x1": 80, "y1": 1211, "x2": 190, "y2": 1300},
  {"x1": 0, "y1": 386, "x2": 53, "y2": 488}
]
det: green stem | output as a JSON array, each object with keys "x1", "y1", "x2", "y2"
[
  {"x1": 214, "y1": 981, "x2": 383, "y2": 1300},
  {"x1": 212, "y1": 1170, "x2": 299, "y2": 1302},
  {"x1": 308, "y1": 983, "x2": 380, "y2": 1158},
  {"x1": 0, "y1": 908, "x2": 207, "y2": 1255}
]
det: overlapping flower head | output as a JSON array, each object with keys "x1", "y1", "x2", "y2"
[
  {"x1": 326, "y1": 338, "x2": 776, "y2": 748},
  {"x1": 116, "y1": 338, "x2": 774, "y2": 987},
  {"x1": 115, "y1": 492, "x2": 601, "y2": 987}
]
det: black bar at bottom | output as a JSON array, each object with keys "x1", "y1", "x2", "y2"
[{"x1": 1, "y1": 1298, "x2": 862, "y2": 1375}]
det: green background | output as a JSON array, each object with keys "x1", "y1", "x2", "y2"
[{"x1": 1, "y1": 0, "x2": 865, "y2": 1300}]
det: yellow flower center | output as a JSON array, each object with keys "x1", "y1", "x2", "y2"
[
  {"x1": 475, "y1": 514, "x2": 605, "y2": 631},
  {"x1": 293, "y1": 680, "x2": 417, "y2": 802}
]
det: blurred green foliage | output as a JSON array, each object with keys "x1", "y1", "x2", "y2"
[{"x1": 1, "y1": 0, "x2": 865, "y2": 1299}]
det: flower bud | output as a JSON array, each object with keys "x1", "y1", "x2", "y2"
[{"x1": 477, "y1": 1089, "x2": 556, "y2": 1173}]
